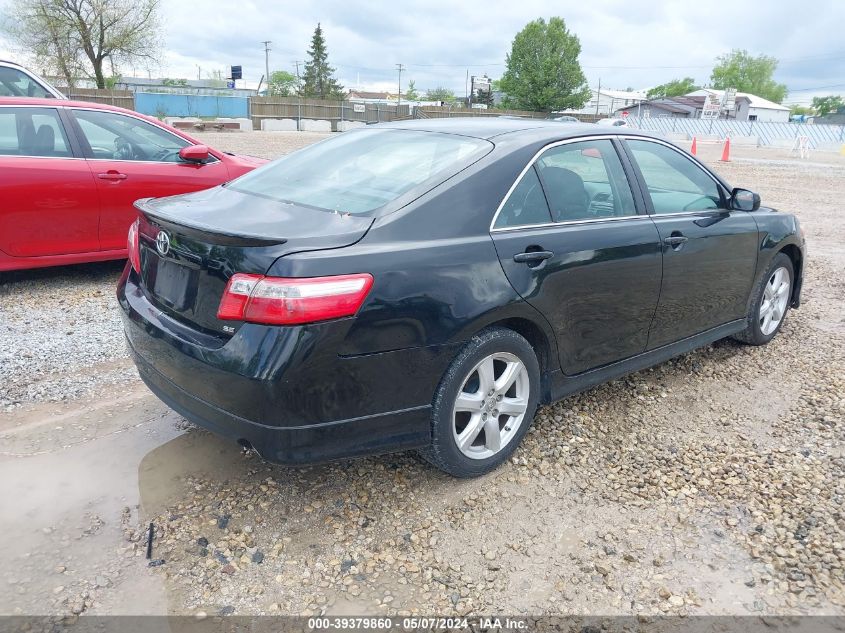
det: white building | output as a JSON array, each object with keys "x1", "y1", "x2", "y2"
[
  {"x1": 567, "y1": 87, "x2": 648, "y2": 116},
  {"x1": 686, "y1": 89, "x2": 790, "y2": 122}
]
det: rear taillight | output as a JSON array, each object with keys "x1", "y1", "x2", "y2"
[
  {"x1": 217, "y1": 273, "x2": 374, "y2": 325},
  {"x1": 127, "y1": 219, "x2": 141, "y2": 274}
]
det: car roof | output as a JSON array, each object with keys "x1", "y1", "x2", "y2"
[
  {"x1": 0, "y1": 95, "x2": 135, "y2": 112},
  {"x1": 379, "y1": 116, "x2": 654, "y2": 142},
  {"x1": 0, "y1": 96, "x2": 204, "y2": 144}
]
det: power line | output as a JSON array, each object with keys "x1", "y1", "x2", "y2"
[{"x1": 788, "y1": 83, "x2": 845, "y2": 92}]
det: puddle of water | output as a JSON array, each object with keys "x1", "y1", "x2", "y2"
[
  {"x1": 138, "y1": 428, "x2": 248, "y2": 516},
  {"x1": 0, "y1": 400, "x2": 183, "y2": 615}
]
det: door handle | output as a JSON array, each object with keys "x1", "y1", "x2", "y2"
[
  {"x1": 663, "y1": 235, "x2": 688, "y2": 247},
  {"x1": 97, "y1": 171, "x2": 127, "y2": 181},
  {"x1": 513, "y1": 250, "x2": 554, "y2": 263}
]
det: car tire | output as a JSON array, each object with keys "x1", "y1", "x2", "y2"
[
  {"x1": 734, "y1": 253, "x2": 794, "y2": 346},
  {"x1": 420, "y1": 327, "x2": 540, "y2": 478}
]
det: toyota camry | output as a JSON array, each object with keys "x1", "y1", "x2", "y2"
[{"x1": 119, "y1": 119, "x2": 805, "y2": 477}]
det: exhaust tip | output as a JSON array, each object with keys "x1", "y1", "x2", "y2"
[{"x1": 237, "y1": 438, "x2": 264, "y2": 459}]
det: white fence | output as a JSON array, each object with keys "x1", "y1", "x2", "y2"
[{"x1": 632, "y1": 117, "x2": 845, "y2": 150}]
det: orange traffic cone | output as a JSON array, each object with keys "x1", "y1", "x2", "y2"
[
  {"x1": 720, "y1": 137, "x2": 731, "y2": 162},
  {"x1": 690, "y1": 137, "x2": 697, "y2": 156}
]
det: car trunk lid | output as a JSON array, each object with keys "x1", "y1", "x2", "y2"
[{"x1": 135, "y1": 186, "x2": 373, "y2": 334}]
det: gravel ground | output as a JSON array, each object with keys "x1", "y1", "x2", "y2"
[{"x1": 0, "y1": 133, "x2": 843, "y2": 617}]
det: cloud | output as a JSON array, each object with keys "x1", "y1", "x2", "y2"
[{"x1": 0, "y1": 0, "x2": 842, "y2": 103}]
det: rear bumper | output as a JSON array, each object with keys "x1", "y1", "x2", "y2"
[
  {"x1": 119, "y1": 269, "x2": 450, "y2": 463},
  {"x1": 132, "y1": 347, "x2": 430, "y2": 463}
]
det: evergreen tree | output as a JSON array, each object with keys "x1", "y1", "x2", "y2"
[
  {"x1": 405, "y1": 80, "x2": 419, "y2": 101},
  {"x1": 301, "y1": 23, "x2": 344, "y2": 99}
]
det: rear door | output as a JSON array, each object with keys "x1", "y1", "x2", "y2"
[
  {"x1": 69, "y1": 108, "x2": 231, "y2": 251},
  {"x1": 490, "y1": 137, "x2": 662, "y2": 375},
  {"x1": 0, "y1": 105, "x2": 100, "y2": 257},
  {"x1": 622, "y1": 138, "x2": 759, "y2": 348}
]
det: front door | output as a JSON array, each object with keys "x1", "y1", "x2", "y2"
[
  {"x1": 491, "y1": 138, "x2": 662, "y2": 375},
  {"x1": 623, "y1": 138, "x2": 759, "y2": 348},
  {"x1": 70, "y1": 108, "x2": 230, "y2": 252},
  {"x1": 0, "y1": 106, "x2": 100, "y2": 257}
]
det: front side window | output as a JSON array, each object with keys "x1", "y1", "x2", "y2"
[
  {"x1": 228, "y1": 128, "x2": 491, "y2": 215},
  {"x1": 0, "y1": 67, "x2": 53, "y2": 98},
  {"x1": 0, "y1": 107, "x2": 71, "y2": 157},
  {"x1": 535, "y1": 139, "x2": 637, "y2": 222},
  {"x1": 627, "y1": 139, "x2": 724, "y2": 214},
  {"x1": 73, "y1": 109, "x2": 190, "y2": 162}
]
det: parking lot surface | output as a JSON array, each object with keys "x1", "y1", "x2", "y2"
[{"x1": 1, "y1": 133, "x2": 843, "y2": 617}]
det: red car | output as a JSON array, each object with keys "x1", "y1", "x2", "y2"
[{"x1": 0, "y1": 97, "x2": 265, "y2": 272}]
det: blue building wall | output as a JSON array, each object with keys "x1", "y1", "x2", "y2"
[{"x1": 134, "y1": 92, "x2": 249, "y2": 118}]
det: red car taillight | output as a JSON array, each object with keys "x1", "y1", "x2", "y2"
[
  {"x1": 217, "y1": 273, "x2": 374, "y2": 325},
  {"x1": 127, "y1": 219, "x2": 141, "y2": 274}
]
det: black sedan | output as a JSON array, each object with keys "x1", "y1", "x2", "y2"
[{"x1": 118, "y1": 119, "x2": 805, "y2": 478}]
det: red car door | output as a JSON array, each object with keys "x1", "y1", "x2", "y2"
[
  {"x1": 69, "y1": 108, "x2": 231, "y2": 252},
  {"x1": 0, "y1": 105, "x2": 100, "y2": 257}
]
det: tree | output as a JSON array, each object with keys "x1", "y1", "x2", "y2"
[
  {"x1": 499, "y1": 17, "x2": 591, "y2": 112},
  {"x1": 269, "y1": 70, "x2": 298, "y2": 96},
  {"x1": 425, "y1": 86, "x2": 455, "y2": 103},
  {"x1": 811, "y1": 95, "x2": 844, "y2": 116},
  {"x1": 647, "y1": 77, "x2": 698, "y2": 100},
  {"x1": 710, "y1": 49, "x2": 787, "y2": 104},
  {"x1": 3, "y1": 0, "x2": 161, "y2": 89},
  {"x1": 789, "y1": 104, "x2": 813, "y2": 117},
  {"x1": 404, "y1": 79, "x2": 419, "y2": 101},
  {"x1": 300, "y1": 23, "x2": 344, "y2": 99}
]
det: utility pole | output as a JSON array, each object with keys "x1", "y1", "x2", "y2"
[
  {"x1": 595, "y1": 77, "x2": 601, "y2": 117},
  {"x1": 262, "y1": 40, "x2": 272, "y2": 94},
  {"x1": 395, "y1": 63, "x2": 405, "y2": 109},
  {"x1": 465, "y1": 69, "x2": 469, "y2": 107},
  {"x1": 292, "y1": 60, "x2": 304, "y2": 94}
]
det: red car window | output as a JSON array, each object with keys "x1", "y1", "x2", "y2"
[{"x1": 0, "y1": 107, "x2": 71, "y2": 157}]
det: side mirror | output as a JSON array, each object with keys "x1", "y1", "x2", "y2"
[
  {"x1": 179, "y1": 145, "x2": 210, "y2": 164},
  {"x1": 731, "y1": 188, "x2": 760, "y2": 211}
]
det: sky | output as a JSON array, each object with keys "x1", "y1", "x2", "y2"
[{"x1": 1, "y1": 0, "x2": 843, "y2": 106}]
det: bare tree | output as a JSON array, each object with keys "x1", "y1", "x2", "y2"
[{"x1": 4, "y1": 0, "x2": 161, "y2": 88}]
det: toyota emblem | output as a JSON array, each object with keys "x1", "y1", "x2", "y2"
[{"x1": 155, "y1": 230, "x2": 171, "y2": 256}]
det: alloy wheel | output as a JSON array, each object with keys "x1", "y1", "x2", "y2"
[
  {"x1": 759, "y1": 266, "x2": 791, "y2": 336},
  {"x1": 451, "y1": 352, "x2": 530, "y2": 460}
]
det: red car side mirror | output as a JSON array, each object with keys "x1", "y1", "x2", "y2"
[{"x1": 179, "y1": 145, "x2": 210, "y2": 163}]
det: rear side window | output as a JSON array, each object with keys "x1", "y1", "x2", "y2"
[
  {"x1": 228, "y1": 128, "x2": 491, "y2": 215},
  {"x1": 0, "y1": 107, "x2": 71, "y2": 157},
  {"x1": 627, "y1": 139, "x2": 725, "y2": 213},
  {"x1": 493, "y1": 166, "x2": 552, "y2": 228},
  {"x1": 0, "y1": 67, "x2": 53, "y2": 98}
]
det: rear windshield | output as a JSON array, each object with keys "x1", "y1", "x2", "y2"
[{"x1": 227, "y1": 128, "x2": 491, "y2": 214}]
